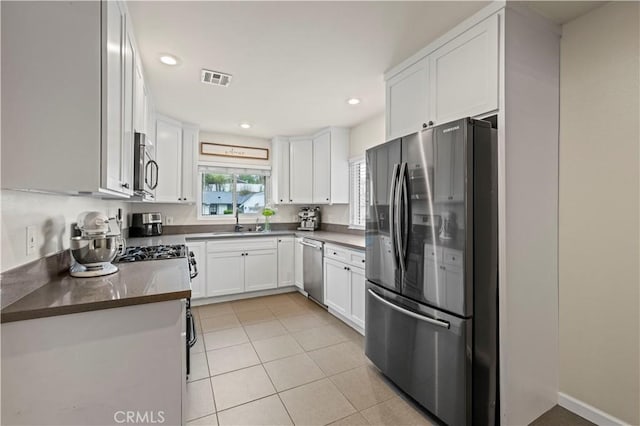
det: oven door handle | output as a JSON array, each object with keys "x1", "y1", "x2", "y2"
[{"x1": 187, "y1": 310, "x2": 198, "y2": 347}]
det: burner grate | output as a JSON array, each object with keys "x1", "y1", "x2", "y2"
[{"x1": 116, "y1": 244, "x2": 187, "y2": 263}]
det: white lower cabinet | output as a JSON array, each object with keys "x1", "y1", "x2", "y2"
[
  {"x1": 201, "y1": 238, "x2": 278, "y2": 298},
  {"x1": 277, "y1": 237, "x2": 295, "y2": 287},
  {"x1": 245, "y1": 249, "x2": 278, "y2": 292},
  {"x1": 294, "y1": 237, "x2": 304, "y2": 290},
  {"x1": 349, "y1": 267, "x2": 366, "y2": 329},
  {"x1": 324, "y1": 244, "x2": 366, "y2": 332},
  {"x1": 186, "y1": 241, "x2": 206, "y2": 299},
  {"x1": 324, "y1": 258, "x2": 351, "y2": 317},
  {"x1": 206, "y1": 251, "x2": 245, "y2": 296}
]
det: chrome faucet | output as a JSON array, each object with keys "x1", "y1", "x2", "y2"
[{"x1": 234, "y1": 208, "x2": 244, "y2": 232}]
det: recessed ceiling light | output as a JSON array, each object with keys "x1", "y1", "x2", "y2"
[
  {"x1": 347, "y1": 98, "x2": 361, "y2": 105},
  {"x1": 159, "y1": 55, "x2": 178, "y2": 66},
  {"x1": 240, "y1": 123, "x2": 251, "y2": 129}
]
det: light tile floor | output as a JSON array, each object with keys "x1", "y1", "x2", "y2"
[{"x1": 186, "y1": 292, "x2": 436, "y2": 426}]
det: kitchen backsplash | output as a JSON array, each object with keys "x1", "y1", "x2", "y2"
[
  {"x1": 0, "y1": 190, "x2": 130, "y2": 273},
  {"x1": 129, "y1": 203, "x2": 352, "y2": 227}
]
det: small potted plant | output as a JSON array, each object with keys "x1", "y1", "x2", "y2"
[{"x1": 261, "y1": 206, "x2": 276, "y2": 232}]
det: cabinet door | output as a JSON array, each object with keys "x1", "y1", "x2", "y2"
[
  {"x1": 277, "y1": 237, "x2": 295, "y2": 287},
  {"x1": 120, "y1": 22, "x2": 135, "y2": 196},
  {"x1": 134, "y1": 63, "x2": 145, "y2": 133},
  {"x1": 294, "y1": 238, "x2": 304, "y2": 289},
  {"x1": 181, "y1": 126, "x2": 198, "y2": 202},
  {"x1": 386, "y1": 57, "x2": 429, "y2": 140},
  {"x1": 429, "y1": 14, "x2": 499, "y2": 124},
  {"x1": 349, "y1": 267, "x2": 366, "y2": 329},
  {"x1": 272, "y1": 138, "x2": 290, "y2": 204},
  {"x1": 289, "y1": 138, "x2": 313, "y2": 204},
  {"x1": 324, "y1": 258, "x2": 350, "y2": 317},
  {"x1": 312, "y1": 132, "x2": 331, "y2": 204},
  {"x1": 206, "y1": 251, "x2": 244, "y2": 296},
  {"x1": 245, "y1": 249, "x2": 278, "y2": 292},
  {"x1": 187, "y1": 242, "x2": 206, "y2": 299},
  {"x1": 104, "y1": 0, "x2": 125, "y2": 193},
  {"x1": 155, "y1": 119, "x2": 182, "y2": 202}
]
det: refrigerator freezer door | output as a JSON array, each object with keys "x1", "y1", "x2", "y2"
[
  {"x1": 365, "y1": 139, "x2": 402, "y2": 293},
  {"x1": 365, "y1": 283, "x2": 472, "y2": 426},
  {"x1": 400, "y1": 121, "x2": 473, "y2": 317}
]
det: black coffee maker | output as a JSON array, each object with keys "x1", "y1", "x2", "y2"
[{"x1": 130, "y1": 213, "x2": 163, "y2": 237}]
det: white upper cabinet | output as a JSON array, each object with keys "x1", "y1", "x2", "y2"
[
  {"x1": 276, "y1": 127, "x2": 349, "y2": 205},
  {"x1": 312, "y1": 131, "x2": 331, "y2": 203},
  {"x1": 385, "y1": 13, "x2": 499, "y2": 138},
  {"x1": 289, "y1": 137, "x2": 314, "y2": 204},
  {"x1": 272, "y1": 137, "x2": 291, "y2": 204},
  {"x1": 429, "y1": 14, "x2": 499, "y2": 125},
  {"x1": 154, "y1": 117, "x2": 197, "y2": 203},
  {"x1": 155, "y1": 118, "x2": 183, "y2": 203},
  {"x1": 181, "y1": 125, "x2": 198, "y2": 203},
  {"x1": 1, "y1": 0, "x2": 151, "y2": 197},
  {"x1": 386, "y1": 57, "x2": 430, "y2": 140}
]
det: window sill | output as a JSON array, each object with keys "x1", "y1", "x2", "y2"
[{"x1": 348, "y1": 225, "x2": 365, "y2": 231}]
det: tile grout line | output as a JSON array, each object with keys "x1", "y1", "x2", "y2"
[{"x1": 243, "y1": 324, "x2": 297, "y2": 426}]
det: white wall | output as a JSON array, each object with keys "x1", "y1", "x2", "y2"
[
  {"x1": 348, "y1": 112, "x2": 385, "y2": 158},
  {"x1": 0, "y1": 190, "x2": 130, "y2": 272},
  {"x1": 558, "y1": 2, "x2": 639, "y2": 424}
]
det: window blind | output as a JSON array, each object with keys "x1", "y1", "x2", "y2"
[
  {"x1": 198, "y1": 164, "x2": 271, "y2": 176},
  {"x1": 349, "y1": 158, "x2": 366, "y2": 228}
]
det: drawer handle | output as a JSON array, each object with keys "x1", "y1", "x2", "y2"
[
  {"x1": 368, "y1": 289, "x2": 449, "y2": 329},
  {"x1": 333, "y1": 252, "x2": 337, "y2": 255}
]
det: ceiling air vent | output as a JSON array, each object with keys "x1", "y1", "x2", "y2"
[{"x1": 201, "y1": 69, "x2": 232, "y2": 87}]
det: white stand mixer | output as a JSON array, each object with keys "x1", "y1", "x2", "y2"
[{"x1": 69, "y1": 211, "x2": 125, "y2": 277}]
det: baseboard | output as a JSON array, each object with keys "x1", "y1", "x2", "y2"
[
  {"x1": 191, "y1": 287, "x2": 298, "y2": 306},
  {"x1": 327, "y1": 308, "x2": 365, "y2": 336},
  {"x1": 558, "y1": 392, "x2": 628, "y2": 426}
]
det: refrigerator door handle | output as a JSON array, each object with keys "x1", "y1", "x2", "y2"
[
  {"x1": 400, "y1": 162, "x2": 409, "y2": 269},
  {"x1": 389, "y1": 163, "x2": 400, "y2": 269},
  {"x1": 367, "y1": 289, "x2": 450, "y2": 329},
  {"x1": 395, "y1": 162, "x2": 408, "y2": 272}
]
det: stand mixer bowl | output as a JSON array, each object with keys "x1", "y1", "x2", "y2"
[{"x1": 70, "y1": 236, "x2": 122, "y2": 267}]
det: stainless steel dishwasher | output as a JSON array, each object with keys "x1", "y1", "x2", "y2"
[{"x1": 301, "y1": 238, "x2": 325, "y2": 305}]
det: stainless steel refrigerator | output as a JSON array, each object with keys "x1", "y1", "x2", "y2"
[{"x1": 364, "y1": 118, "x2": 498, "y2": 426}]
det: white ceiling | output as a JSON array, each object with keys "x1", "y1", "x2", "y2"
[
  {"x1": 127, "y1": 1, "x2": 489, "y2": 139},
  {"x1": 524, "y1": 1, "x2": 607, "y2": 25},
  {"x1": 128, "y1": 1, "x2": 605, "y2": 140}
]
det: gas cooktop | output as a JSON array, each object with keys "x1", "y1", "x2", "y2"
[{"x1": 116, "y1": 244, "x2": 187, "y2": 263}]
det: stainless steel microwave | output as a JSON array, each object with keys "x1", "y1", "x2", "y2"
[{"x1": 133, "y1": 132, "x2": 158, "y2": 201}]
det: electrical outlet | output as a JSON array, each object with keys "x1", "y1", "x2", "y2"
[
  {"x1": 26, "y1": 225, "x2": 36, "y2": 255},
  {"x1": 166, "y1": 216, "x2": 174, "y2": 225}
]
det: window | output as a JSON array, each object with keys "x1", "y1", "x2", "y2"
[
  {"x1": 349, "y1": 157, "x2": 366, "y2": 229},
  {"x1": 198, "y1": 165, "x2": 270, "y2": 219}
]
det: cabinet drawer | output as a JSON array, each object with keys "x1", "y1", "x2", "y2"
[
  {"x1": 325, "y1": 244, "x2": 349, "y2": 262},
  {"x1": 424, "y1": 244, "x2": 443, "y2": 260},
  {"x1": 325, "y1": 243, "x2": 365, "y2": 268},
  {"x1": 207, "y1": 237, "x2": 277, "y2": 253},
  {"x1": 443, "y1": 248, "x2": 463, "y2": 267},
  {"x1": 349, "y1": 251, "x2": 366, "y2": 269}
]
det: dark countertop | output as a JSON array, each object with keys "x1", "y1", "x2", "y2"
[
  {"x1": 129, "y1": 230, "x2": 366, "y2": 251},
  {"x1": 1, "y1": 230, "x2": 363, "y2": 324},
  {"x1": 1, "y1": 257, "x2": 191, "y2": 323}
]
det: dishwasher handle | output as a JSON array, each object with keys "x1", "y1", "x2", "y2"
[{"x1": 300, "y1": 241, "x2": 322, "y2": 250}]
